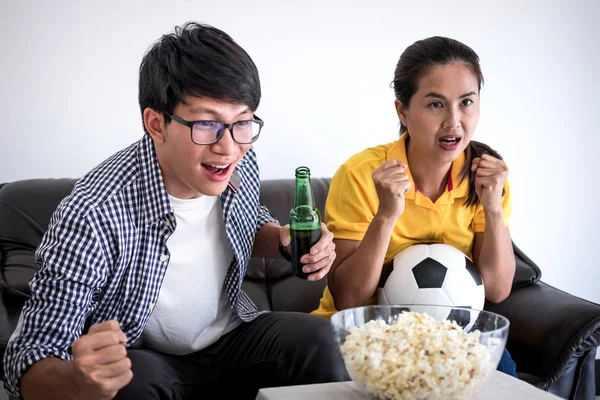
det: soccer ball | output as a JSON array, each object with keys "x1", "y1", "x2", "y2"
[{"x1": 377, "y1": 243, "x2": 485, "y2": 321}]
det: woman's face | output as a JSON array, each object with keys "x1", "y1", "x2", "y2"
[{"x1": 396, "y1": 62, "x2": 480, "y2": 164}]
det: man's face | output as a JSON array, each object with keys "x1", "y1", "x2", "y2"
[{"x1": 146, "y1": 96, "x2": 255, "y2": 199}]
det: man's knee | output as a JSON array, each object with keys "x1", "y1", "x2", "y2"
[
  {"x1": 282, "y1": 313, "x2": 350, "y2": 383},
  {"x1": 113, "y1": 349, "x2": 172, "y2": 400}
]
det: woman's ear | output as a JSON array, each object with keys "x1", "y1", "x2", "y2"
[
  {"x1": 394, "y1": 99, "x2": 408, "y2": 128},
  {"x1": 144, "y1": 108, "x2": 167, "y2": 144}
]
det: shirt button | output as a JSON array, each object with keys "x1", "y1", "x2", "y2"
[
  {"x1": 149, "y1": 303, "x2": 155, "y2": 311},
  {"x1": 164, "y1": 220, "x2": 171, "y2": 227},
  {"x1": 160, "y1": 254, "x2": 169, "y2": 262}
]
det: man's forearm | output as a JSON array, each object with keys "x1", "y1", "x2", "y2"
[
  {"x1": 21, "y1": 358, "x2": 77, "y2": 400},
  {"x1": 251, "y1": 222, "x2": 281, "y2": 258}
]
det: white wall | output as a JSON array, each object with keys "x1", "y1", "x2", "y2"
[{"x1": 1, "y1": 0, "x2": 599, "y2": 304}]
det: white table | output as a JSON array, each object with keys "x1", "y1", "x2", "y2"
[{"x1": 255, "y1": 370, "x2": 562, "y2": 399}]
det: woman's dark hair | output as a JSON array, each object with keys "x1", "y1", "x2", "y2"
[
  {"x1": 138, "y1": 21, "x2": 261, "y2": 131},
  {"x1": 391, "y1": 36, "x2": 501, "y2": 207}
]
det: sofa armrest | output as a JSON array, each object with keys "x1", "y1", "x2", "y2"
[
  {"x1": 484, "y1": 281, "x2": 600, "y2": 389},
  {"x1": 512, "y1": 242, "x2": 542, "y2": 289}
]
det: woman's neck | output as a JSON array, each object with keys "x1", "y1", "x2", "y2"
[{"x1": 406, "y1": 144, "x2": 452, "y2": 203}]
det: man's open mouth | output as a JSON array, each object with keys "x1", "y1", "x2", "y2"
[{"x1": 202, "y1": 164, "x2": 231, "y2": 175}]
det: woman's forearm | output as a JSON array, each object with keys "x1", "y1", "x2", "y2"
[
  {"x1": 329, "y1": 213, "x2": 397, "y2": 310},
  {"x1": 477, "y1": 210, "x2": 515, "y2": 303}
]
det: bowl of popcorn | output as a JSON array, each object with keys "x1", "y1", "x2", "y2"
[{"x1": 330, "y1": 305, "x2": 509, "y2": 400}]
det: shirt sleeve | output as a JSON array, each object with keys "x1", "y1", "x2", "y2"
[
  {"x1": 325, "y1": 164, "x2": 376, "y2": 241},
  {"x1": 3, "y1": 204, "x2": 107, "y2": 400},
  {"x1": 472, "y1": 179, "x2": 512, "y2": 232},
  {"x1": 242, "y1": 147, "x2": 278, "y2": 232},
  {"x1": 256, "y1": 204, "x2": 277, "y2": 232}
]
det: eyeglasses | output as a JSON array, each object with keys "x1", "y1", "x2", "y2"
[{"x1": 168, "y1": 114, "x2": 264, "y2": 145}]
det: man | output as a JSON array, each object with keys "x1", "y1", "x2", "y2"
[{"x1": 3, "y1": 21, "x2": 349, "y2": 400}]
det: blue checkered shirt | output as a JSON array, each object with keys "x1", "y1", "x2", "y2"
[{"x1": 3, "y1": 134, "x2": 276, "y2": 399}]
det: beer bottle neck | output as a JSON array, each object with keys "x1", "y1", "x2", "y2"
[
  {"x1": 291, "y1": 167, "x2": 321, "y2": 230},
  {"x1": 294, "y1": 176, "x2": 315, "y2": 208}
]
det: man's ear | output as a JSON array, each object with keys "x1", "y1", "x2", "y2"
[
  {"x1": 394, "y1": 99, "x2": 408, "y2": 128},
  {"x1": 144, "y1": 108, "x2": 167, "y2": 143}
]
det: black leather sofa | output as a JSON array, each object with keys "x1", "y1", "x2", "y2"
[{"x1": 1, "y1": 177, "x2": 600, "y2": 399}]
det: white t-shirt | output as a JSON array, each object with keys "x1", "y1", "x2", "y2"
[{"x1": 141, "y1": 194, "x2": 241, "y2": 355}]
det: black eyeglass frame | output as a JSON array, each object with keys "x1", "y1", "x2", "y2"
[{"x1": 168, "y1": 114, "x2": 264, "y2": 145}]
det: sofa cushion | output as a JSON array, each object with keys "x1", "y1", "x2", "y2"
[
  {"x1": 0, "y1": 178, "x2": 76, "y2": 297},
  {"x1": 241, "y1": 280, "x2": 271, "y2": 311}
]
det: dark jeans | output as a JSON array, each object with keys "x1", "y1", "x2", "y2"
[
  {"x1": 497, "y1": 348, "x2": 517, "y2": 377},
  {"x1": 114, "y1": 311, "x2": 350, "y2": 400}
]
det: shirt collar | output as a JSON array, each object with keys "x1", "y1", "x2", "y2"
[
  {"x1": 386, "y1": 133, "x2": 469, "y2": 203},
  {"x1": 137, "y1": 134, "x2": 172, "y2": 226}
]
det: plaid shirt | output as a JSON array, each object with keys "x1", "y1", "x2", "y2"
[{"x1": 3, "y1": 135, "x2": 276, "y2": 399}]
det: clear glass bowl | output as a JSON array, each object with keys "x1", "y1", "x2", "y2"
[{"x1": 330, "y1": 305, "x2": 509, "y2": 400}]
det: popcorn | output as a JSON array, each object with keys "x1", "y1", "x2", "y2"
[{"x1": 340, "y1": 311, "x2": 495, "y2": 400}]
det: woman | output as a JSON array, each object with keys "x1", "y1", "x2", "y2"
[{"x1": 311, "y1": 36, "x2": 517, "y2": 375}]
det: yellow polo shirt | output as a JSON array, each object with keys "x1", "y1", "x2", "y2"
[{"x1": 311, "y1": 133, "x2": 511, "y2": 319}]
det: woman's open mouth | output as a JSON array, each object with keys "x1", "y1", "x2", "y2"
[{"x1": 438, "y1": 136, "x2": 462, "y2": 151}]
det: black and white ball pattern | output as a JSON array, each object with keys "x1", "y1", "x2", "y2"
[{"x1": 377, "y1": 243, "x2": 485, "y2": 320}]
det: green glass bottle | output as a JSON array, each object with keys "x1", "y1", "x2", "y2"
[{"x1": 289, "y1": 166, "x2": 322, "y2": 279}]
